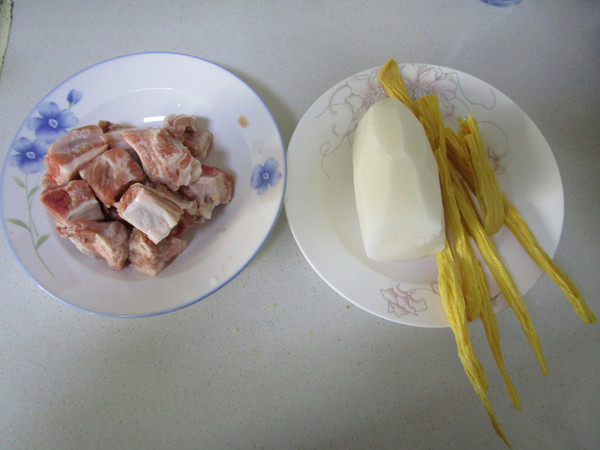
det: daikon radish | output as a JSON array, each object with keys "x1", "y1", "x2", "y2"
[{"x1": 352, "y1": 97, "x2": 445, "y2": 261}]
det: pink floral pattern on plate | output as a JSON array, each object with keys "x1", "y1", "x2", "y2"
[
  {"x1": 381, "y1": 283, "x2": 437, "y2": 317},
  {"x1": 401, "y1": 63, "x2": 459, "y2": 117},
  {"x1": 318, "y1": 63, "x2": 506, "y2": 181},
  {"x1": 317, "y1": 69, "x2": 387, "y2": 176}
]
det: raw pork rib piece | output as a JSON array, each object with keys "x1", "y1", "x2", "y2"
[
  {"x1": 40, "y1": 179, "x2": 104, "y2": 227},
  {"x1": 128, "y1": 228, "x2": 187, "y2": 276},
  {"x1": 121, "y1": 128, "x2": 202, "y2": 190},
  {"x1": 44, "y1": 125, "x2": 108, "y2": 185},
  {"x1": 181, "y1": 165, "x2": 234, "y2": 220},
  {"x1": 152, "y1": 183, "x2": 200, "y2": 237},
  {"x1": 163, "y1": 114, "x2": 213, "y2": 159},
  {"x1": 58, "y1": 221, "x2": 130, "y2": 271},
  {"x1": 116, "y1": 183, "x2": 198, "y2": 244},
  {"x1": 79, "y1": 147, "x2": 146, "y2": 206}
]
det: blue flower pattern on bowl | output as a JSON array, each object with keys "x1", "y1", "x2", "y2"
[
  {"x1": 67, "y1": 89, "x2": 83, "y2": 108},
  {"x1": 26, "y1": 101, "x2": 79, "y2": 142},
  {"x1": 6, "y1": 88, "x2": 83, "y2": 276},
  {"x1": 251, "y1": 156, "x2": 282, "y2": 194},
  {"x1": 8, "y1": 137, "x2": 48, "y2": 174}
]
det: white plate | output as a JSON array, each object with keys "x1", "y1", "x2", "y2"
[
  {"x1": 1, "y1": 52, "x2": 286, "y2": 317},
  {"x1": 285, "y1": 63, "x2": 563, "y2": 327}
]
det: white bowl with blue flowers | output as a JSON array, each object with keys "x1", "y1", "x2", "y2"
[{"x1": 0, "y1": 52, "x2": 286, "y2": 317}]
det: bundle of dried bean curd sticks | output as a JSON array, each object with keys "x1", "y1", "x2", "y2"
[{"x1": 379, "y1": 58, "x2": 596, "y2": 447}]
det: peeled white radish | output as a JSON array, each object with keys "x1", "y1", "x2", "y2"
[{"x1": 352, "y1": 97, "x2": 445, "y2": 261}]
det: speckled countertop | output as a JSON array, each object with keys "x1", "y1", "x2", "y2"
[{"x1": 1, "y1": 1, "x2": 599, "y2": 449}]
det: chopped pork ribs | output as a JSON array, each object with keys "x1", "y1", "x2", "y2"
[
  {"x1": 40, "y1": 179, "x2": 104, "y2": 227},
  {"x1": 181, "y1": 165, "x2": 234, "y2": 221},
  {"x1": 152, "y1": 183, "x2": 202, "y2": 237},
  {"x1": 116, "y1": 183, "x2": 198, "y2": 245},
  {"x1": 122, "y1": 127, "x2": 202, "y2": 191},
  {"x1": 58, "y1": 221, "x2": 130, "y2": 271},
  {"x1": 44, "y1": 125, "x2": 108, "y2": 185},
  {"x1": 40, "y1": 115, "x2": 234, "y2": 276},
  {"x1": 163, "y1": 114, "x2": 213, "y2": 160},
  {"x1": 128, "y1": 228, "x2": 188, "y2": 277}
]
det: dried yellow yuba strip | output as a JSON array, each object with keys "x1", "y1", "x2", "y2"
[
  {"x1": 415, "y1": 94, "x2": 442, "y2": 150},
  {"x1": 459, "y1": 115, "x2": 505, "y2": 235},
  {"x1": 445, "y1": 117, "x2": 596, "y2": 324},
  {"x1": 424, "y1": 96, "x2": 521, "y2": 412},
  {"x1": 379, "y1": 57, "x2": 419, "y2": 116},
  {"x1": 503, "y1": 195, "x2": 597, "y2": 324},
  {"x1": 436, "y1": 241, "x2": 511, "y2": 448},
  {"x1": 418, "y1": 95, "x2": 483, "y2": 321},
  {"x1": 444, "y1": 126, "x2": 476, "y2": 190},
  {"x1": 451, "y1": 169, "x2": 549, "y2": 375},
  {"x1": 478, "y1": 278, "x2": 523, "y2": 410}
]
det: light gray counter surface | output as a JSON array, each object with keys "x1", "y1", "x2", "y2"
[{"x1": 1, "y1": 1, "x2": 599, "y2": 449}]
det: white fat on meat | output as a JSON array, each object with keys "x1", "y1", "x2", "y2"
[
  {"x1": 116, "y1": 183, "x2": 195, "y2": 244},
  {"x1": 352, "y1": 97, "x2": 445, "y2": 261}
]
